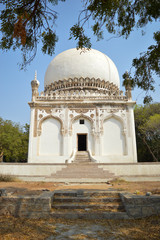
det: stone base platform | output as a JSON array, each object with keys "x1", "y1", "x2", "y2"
[
  {"x1": 0, "y1": 189, "x2": 160, "y2": 219},
  {"x1": 0, "y1": 162, "x2": 160, "y2": 182}
]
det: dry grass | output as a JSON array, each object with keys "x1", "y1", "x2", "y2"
[
  {"x1": 0, "y1": 215, "x2": 159, "y2": 240},
  {"x1": 110, "y1": 177, "x2": 128, "y2": 184},
  {"x1": 0, "y1": 174, "x2": 19, "y2": 182}
]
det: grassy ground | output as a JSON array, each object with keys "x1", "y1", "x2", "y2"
[{"x1": 0, "y1": 215, "x2": 160, "y2": 240}]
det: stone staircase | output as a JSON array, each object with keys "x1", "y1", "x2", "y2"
[
  {"x1": 46, "y1": 151, "x2": 115, "y2": 182},
  {"x1": 74, "y1": 151, "x2": 91, "y2": 163},
  {"x1": 51, "y1": 189, "x2": 129, "y2": 219}
]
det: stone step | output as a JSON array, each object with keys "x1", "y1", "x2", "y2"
[
  {"x1": 74, "y1": 158, "x2": 90, "y2": 160},
  {"x1": 52, "y1": 203, "x2": 125, "y2": 211},
  {"x1": 74, "y1": 159, "x2": 90, "y2": 161},
  {"x1": 53, "y1": 190, "x2": 120, "y2": 198},
  {"x1": 75, "y1": 155, "x2": 90, "y2": 158},
  {"x1": 51, "y1": 190, "x2": 126, "y2": 219},
  {"x1": 52, "y1": 170, "x2": 113, "y2": 174},
  {"x1": 76, "y1": 154, "x2": 89, "y2": 158},
  {"x1": 51, "y1": 172, "x2": 114, "y2": 177},
  {"x1": 52, "y1": 175, "x2": 113, "y2": 179},
  {"x1": 73, "y1": 161, "x2": 91, "y2": 163},
  {"x1": 76, "y1": 151, "x2": 89, "y2": 154},
  {"x1": 53, "y1": 197, "x2": 121, "y2": 203},
  {"x1": 53, "y1": 168, "x2": 113, "y2": 172},
  {"x1": 76, "y1": 154, "x2": 89, "y2": 159},
  {"x1": 52, "y1": 168, "x2": 113, "y2": 172},
  {"x1": 44, "y1": 178, "x2": 113, "y2": 183},
  {"x1": 51, "y1": 162, "x2": 115, "y2": 180},
  {"x1": 50, "y1": 211, "x2": 129, "y2": 220},
  {"x1": 53, "y1": 170, "x2": 111, "y2": 173},
  {"x1": 74, "y1": 151, "x2": 91, "y2": 163}
]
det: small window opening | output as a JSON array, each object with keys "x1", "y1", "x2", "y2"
[{"x1": 79, "y1": 119, "x2": 84, "y2": 124}]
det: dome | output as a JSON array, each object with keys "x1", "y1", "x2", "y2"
[{"x1": 44, "y1": 48, "x2": 120, "y2": 88}]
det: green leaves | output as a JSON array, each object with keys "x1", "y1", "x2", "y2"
[
  {"x1": 131, "y1": 31, "x2": 160, "y2": 102},
  {"x1": 42, "y1": 30, "x2": 58, "y2": 55},
  {"x1": 0, "y1": 0, "x2": 159, "y2": 98},
  {"x1": 69, "y1": 24, "x2": 91, "y2": 49},
  {"x1": 0, "y1": 0, "x2": 62, "y2": 68},
  {"x1": 134, "y1": 103, "x2": 160, "y2": 162},
  {"x1": 0, "y1": 117, "x2": 29, "y2": 162},
  {"x1": 74, "y1": 0, "x2": 160, "y2": 101}
]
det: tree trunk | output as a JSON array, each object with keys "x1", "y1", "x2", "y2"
[
  {"x1": 142, "y1": 136, "x2": 158, "y2": 162},
  {"x1": 0, "y1": 151, "x2": 3, "y2": 162}
]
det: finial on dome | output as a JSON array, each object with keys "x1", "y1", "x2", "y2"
[{"x1": 34, "y1": 70, "x2": 37, "y2": 81}]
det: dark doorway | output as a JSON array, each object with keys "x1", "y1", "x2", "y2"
[{"x1": 78, "y1": 134, "x2": 87, "y2": 151}]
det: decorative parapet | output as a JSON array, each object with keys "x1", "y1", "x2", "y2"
[
  {"x1": 36, "y1": 95, "x2": 127, "y2": 101},
  {"x1": 44, "y1": 77, "x2": 119, "y2": 93},
  {"x1": 37, "y1": 77, "x2": 127, "y2": 101},
  {"x1": 36, "y1": 90, "x2": 127, "y2": 101}
]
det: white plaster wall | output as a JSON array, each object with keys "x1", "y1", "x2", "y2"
[
  {"x1": 28, "y1": 108, "x2": 35, "y2": 163},
  {"x1": 128, "y1": 106, "x2": 137, "y2": 162},
  {"x1": 102, "y1": 118, "x2": 124, "y2": 155},
  {"x1": 94, "y1": 155, "x2": 134, "y2": 163},
  {"x1": 0, "y1": 164, "x2": 67, "y2": 176},
  {"x1": 98, "y1": 164, "x2": 160, "y2": 176},
  {"x1": 39, "y1": 118, "x2": 62, "y2": 156},
  {"x1": 72, "y1": 118, "x2": 93, "y2": 153},
  {"x1": 0, "y1": 163, "x2": 160, "y2": 179}
]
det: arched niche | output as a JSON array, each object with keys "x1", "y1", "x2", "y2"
[
  {"x1": 38, "y1": 115, "x2": 64, "y2": 136},
  {"x1": 70, "y1": 114, "x2": 94, "y2": 134},
  {"x1": 39, "y1": 116, "x2": 62, "y2": 156},
  {"x1": 102, "y1": 114, "x2": 126, "y2": 156}
]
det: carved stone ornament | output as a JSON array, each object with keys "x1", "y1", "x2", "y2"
[
  {"x1": 34, "y1": 77, "x2": 129, "y2": 101},
  {"x1": 75, "y1": 109, "x2": 89, "y2": 114},
  {"x1": 69, "y1": 114, "x2": 73, "y2": 118},
  {"x1": 61, "y1": 129, "x2": 65, "y2": 136},
  {"x1": 122, "y1": 129, "x2": 127, "y2": 136},
  {"x1": 45, "y1": 109, "x2": 52, "y2": 114},
  {"x1": 121, "y1": 112, "x2": 125, "y2": 118},
  {"x1": 107, "y1": 109, "x2": 119, "y2": 113}
]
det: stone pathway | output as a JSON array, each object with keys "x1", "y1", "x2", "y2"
[{"x1": 46, "y1": 221, "x2": 127, "y2": 240}]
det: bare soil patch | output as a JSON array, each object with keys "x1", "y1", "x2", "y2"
[{"x1": 0, "y1": 180, "x2": 160, "y2": 196}]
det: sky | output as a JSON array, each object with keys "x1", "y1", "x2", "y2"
[{"x1": 0, "y1": 0, "x2": 159, "y2": 126}]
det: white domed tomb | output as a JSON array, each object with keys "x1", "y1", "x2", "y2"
[{"x1": 28, "y1": 48, "x2": 137, "y2": 164}]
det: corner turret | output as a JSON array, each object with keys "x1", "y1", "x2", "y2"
[
  {"x1": 31, "y1": 71, "x2": 40, "y2": 101},
  {"x1": 124, "y1": 71, "x2": 132, "y2": 100}
]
